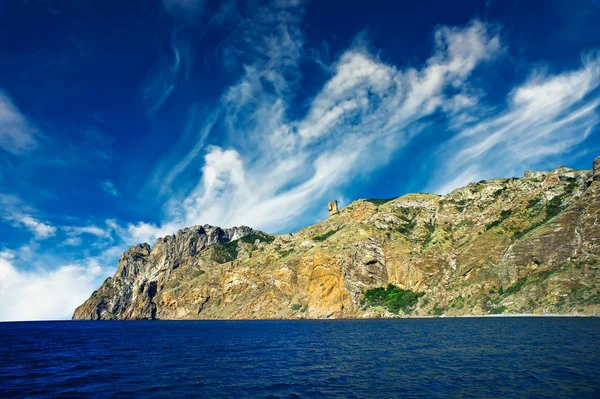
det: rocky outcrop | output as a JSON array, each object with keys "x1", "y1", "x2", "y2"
[
  {"x1": 328, "y1": 200, "x2": 339, "y2": 216},
  {"x1": 594, "y1": 156, "x2": 600, "y2": 181},
  {"x1": 74, "y1": 158, "x2": 600, "y2": 320},
  {"x1": 73, "y1": 225, "x2": 256, "y2": 320}
]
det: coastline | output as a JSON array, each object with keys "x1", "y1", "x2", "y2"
[{"x1": 2, "y1": 313, "x2": 600, "y2": 323}]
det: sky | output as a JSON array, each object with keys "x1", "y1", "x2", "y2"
[{"x1": 1, "y1": 0, "x2": 600, "y2": 321}]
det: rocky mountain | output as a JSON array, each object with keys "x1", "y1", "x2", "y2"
[{"x1": 73, "y1": 157, "x2": 600, "y2": 320}]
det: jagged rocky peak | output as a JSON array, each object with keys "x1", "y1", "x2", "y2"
[
  {"x1": 113, "y1": 224, "x2": 256, "y2": 279},
  {"x1": 73, "y1": 223, "x2": 263, "y2": 320},
  {"x1": 594, "y1": 155, "x2": 600, "y2": 181},
  {"x1": 116, "y1": 243, "x2": 151, "y2": 279},
  {"x1": 152, "y1": 224, "x2": 255, "y2": 258}
]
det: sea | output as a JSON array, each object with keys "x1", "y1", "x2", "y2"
[{"x1": 1, "y1": 317, "x2": 599, "y2": 398}]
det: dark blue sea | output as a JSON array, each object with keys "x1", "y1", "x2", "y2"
[{"x1": 1, "y1": 318, "x2": 599, "y2": 398}]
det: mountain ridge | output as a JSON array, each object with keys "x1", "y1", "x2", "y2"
[{"x1": 73, "y1": 157, "x2": 600, "y2": 320}]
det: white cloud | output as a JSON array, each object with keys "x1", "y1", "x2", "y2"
[
  {"x1": 432, "y1": 52, "x2": 600, "y2": 194},
  {"x1": 144, "y1": 0, "x2": 205, "y2": 115},
  {"x1": 18, "y1": 216, "x2": 57, "y2": 239},
  {"x1": 143, "y1": 38, "x2": 187, "y2": 115},
  {"x1": 101, "y1": 180, "x2": 119, "y2": 197},
  {"x1": 63, "y1": 224, "x2": 109, "y2": 238},
  {"x1": 0, "y1": 255, "x2": 111, "y2": 321},
  {"x1": 132, "y1": 16, "x2": 503, "y2": 242},
  {"x1": 126, "y1": 221, "x2": 177, "y2": 245},
  {"x1": 77, "y1": 226, "x2": 107, "y2": 236},
  {"x1": 0, "y1": 194, "x2": 56, "y2": 239},
  {"x1": 60, "y1": 222, "x2": 115, "y2": 247},
  {"x1": 147, "y1": 106, "x2": 217, "y2": 196},
  {"x1": 61, "y1": 237, "x2": 82, "y2": 246},
  {"x1": 0, "y1": 90, "x2": 40, "y2": 154}
]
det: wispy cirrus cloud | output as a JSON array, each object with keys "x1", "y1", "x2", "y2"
[
  {"x1": 0, "y1": 194, "x2": 56, "y2": 240},
  {"x1": 146, "y1": 105, "x2": 217, "y2": 196},
  {"x1": 0, "y1": 90, "x2": 40, "y2": 155},
  {"x1": 433, "y1": 52, "x2": 600, "y2": 193},
  {"x1": 17, "y1": 216, "x2": 57, "y2": 239},
  {"x1": 142, "y1": 35, "x2": 190, "y2": 116},
  {"x1": 129, "y1": 14, "x2": 504, "y2": 242},
  {"x1": 131, "y1": 6, "x2": 600, "y2": 245},
  {"x1": 142, "y1": 0, "x2": 206, "y2": 116},
  {"x1": 59, "y1": 219, "x2": 121, "y2": 247},
  {"x1": 63, "y1": 224, "x2": 110, "y2": 237},
  {"x1": 101, "y1": 180, "x2": 120, "y2": 197}
]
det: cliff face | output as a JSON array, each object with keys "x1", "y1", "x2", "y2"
[{"x1": 74, "y1": 160, "x2": 600, "y2": 320}]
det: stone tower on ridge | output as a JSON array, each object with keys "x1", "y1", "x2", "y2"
[{"x1": 328, "y1": 200, "x2": 339, "y2": 216}]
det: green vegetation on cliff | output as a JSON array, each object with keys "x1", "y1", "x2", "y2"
[
  {"x1": 240, "y1": 232, "x2": 275, "y2": 245},
  {"x1": 363, "y1": 284, "x2": 424, "y2": 314},
  {"x1": 312, "y1": 226, "x2": 342, "y2": 242},
  {"x1": 211, "y1": 241, "x2": 239, "y2": 263},
  {"x1": 365, "y1": 198, "x2": 397, "y2": 206},
  {"x1": 211, "y1": 232, "x2": 275, "y2": 263}
]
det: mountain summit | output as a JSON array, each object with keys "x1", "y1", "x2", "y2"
[{"x1": 73, "y1": 157, "x2": 600, "y2": 319}]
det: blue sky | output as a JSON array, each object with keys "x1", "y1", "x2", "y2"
[{"x1": 1, "y1": 0, "x2": 600, "y2": 320}]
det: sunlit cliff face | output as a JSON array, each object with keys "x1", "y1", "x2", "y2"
[{"x1": 74, "y1": 162, "x2": 600, "y2": 320}]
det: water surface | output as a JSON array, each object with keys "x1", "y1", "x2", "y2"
[{"x1": 1, "y1": 318, "x2": 599, "y2": 398}]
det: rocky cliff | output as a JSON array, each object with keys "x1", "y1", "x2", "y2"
[{"x1": 73, "y1": 158, "x2": 600, "y2": 320}]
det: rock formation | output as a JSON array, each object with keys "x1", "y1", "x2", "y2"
[
  {"x1": 74, "y1": 158, "x2": 600, "y2": 320},
  {"x1": 328, "y1": 200, "x2": 339, "y2": 216}
]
